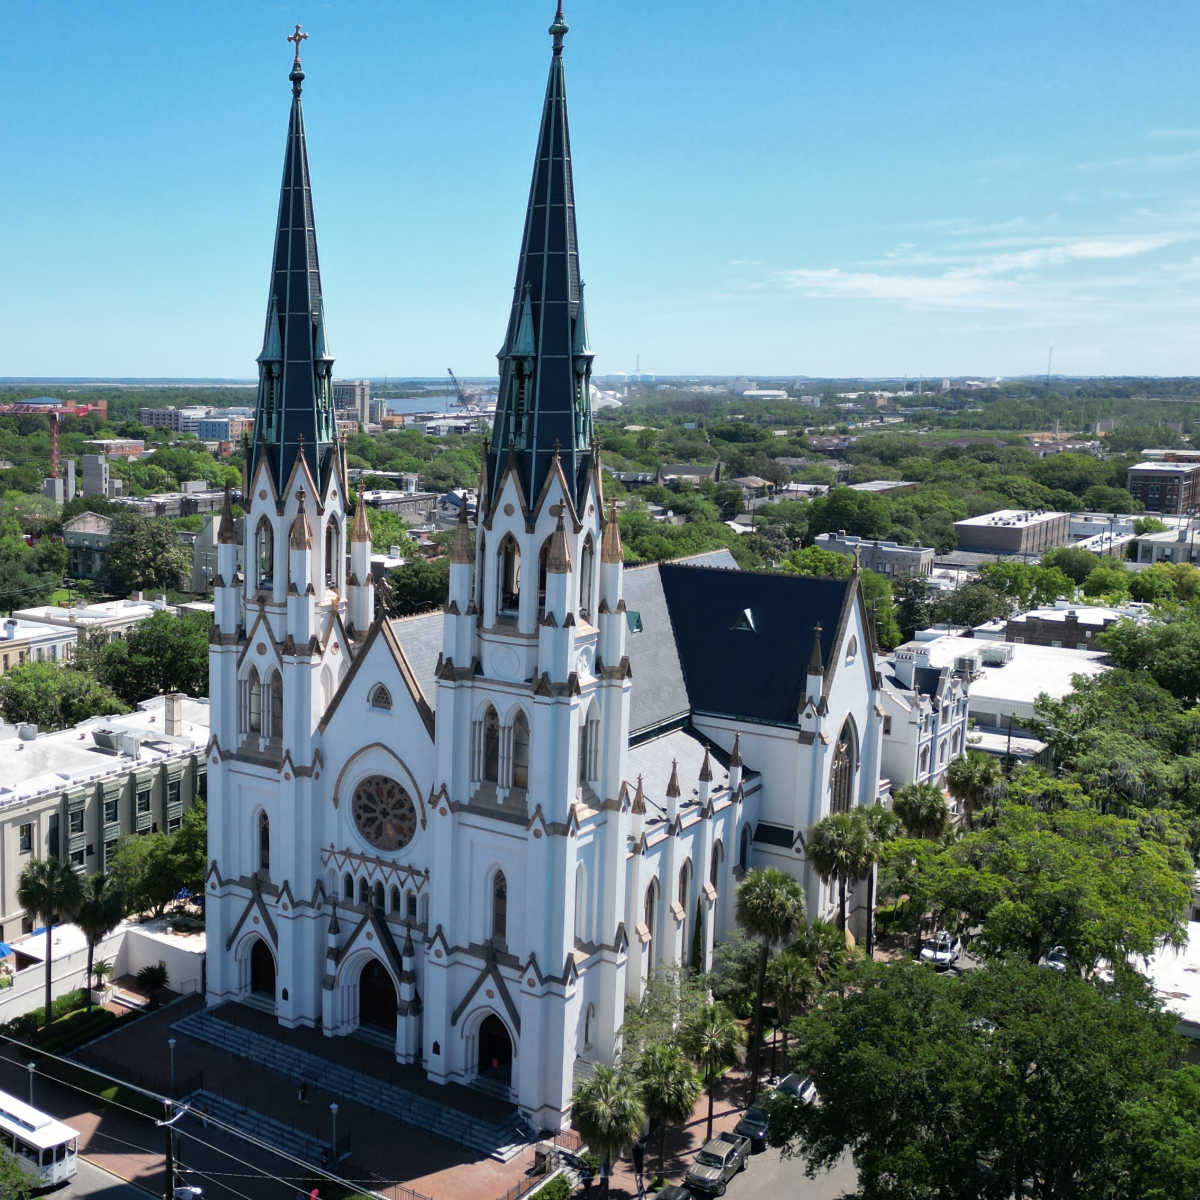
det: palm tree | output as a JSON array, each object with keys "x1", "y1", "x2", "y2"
[
  {"x1": 892, "y1": 782, "x2": 950, "y2": 841},
  {"x1": 571, "y1": 1064, "x2": 646, "y2": 1198},
  {"x1": 947, "y1": 751, "x2": 1004, "y2": 826},
  {"x1": 75, "y1": 873, "x2": 124, "y2": 1012},
  {"x1": 17, "y1": 858, "x2": 83, "y2": 1028},
  {"x1": 735, "y1": 868, "x2": 806, "y2": 1105},
  {"x1": 805, "y1": 810, "x2": 869, "y2": 935},
  {"x1": 863, "y1": 805, "x2": 900, "y2": 956},
  {"x1": 765, "y1": 950, "x2": 816, "y2": 1076},
  {"x1": 637, "y1": 1043, "x2": 702, "y2": 1183},
  {"x1": 680, "y1": 1001, "x2": 743, "y2": 1142},
  {"x1": 793, "y1": 918, "x2": 847, "y2": 988}
]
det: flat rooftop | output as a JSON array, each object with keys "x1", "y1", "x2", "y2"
[
  {"x1": 13, "y1": 598, "x2": 169, "y2": 626},
  {"x1": 1129, "y1": 461, "x2": 1200, "y2": 473},
  {"x1": 1008, "y1": 601, "x2": 1147, "y2": 626},
  {"x1": 0, "y1": 695, "x2": 210, "y2": 810},
  {"x1": 955, "y1": 509, "x2": 1068, "y2": 529},
  {"x1": 900, "y1": 633, "x2": 1107, "y2": 708}
]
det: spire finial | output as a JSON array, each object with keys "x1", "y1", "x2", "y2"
[
  {"x1": 549, "y1": 2, "x2": 568, "y2": 53},
  {"x1": 288, "y1": 24, "x2": 308, "y2": 94}
]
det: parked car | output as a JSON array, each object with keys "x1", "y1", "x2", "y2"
[
  {"x1": 734, "y1": 1094, "x2": 773, "y2": 1152},
  {"x1": 777, "y1": 1072, "x2": 819, "y2": 1104},
  {"x1": 920, "y1": 931, "x2": 962, "y2": 968},
  {"x1": 1041, "y1": 945, "x2": 1069, "y2": 972},
  {"x1": 684, "y1": 1130, "x2": 751, "y2": 1195},
  {"x1": 657, "y1": 1188, "x2": 692, "y2": 1200}
]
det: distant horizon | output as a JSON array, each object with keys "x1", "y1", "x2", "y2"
[{"x1": 3, "y1": 373, "x2": 1198, "y2": 387}]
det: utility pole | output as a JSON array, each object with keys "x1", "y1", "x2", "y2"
[{"x1": 163, "y1": 1100, "x2": 173, "y2": 1200}]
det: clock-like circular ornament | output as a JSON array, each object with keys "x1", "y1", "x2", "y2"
[{"x1": 352, "y1": 775, "x2": 417, "y2": 851}]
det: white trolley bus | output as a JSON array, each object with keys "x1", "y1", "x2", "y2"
[{"x1": 0, "y1": 1089, "x2": 79, "y2": 1188}]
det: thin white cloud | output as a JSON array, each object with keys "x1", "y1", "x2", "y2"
[{"x1": 1079, "y1": 148, "x2": 1200, "y2": 171}]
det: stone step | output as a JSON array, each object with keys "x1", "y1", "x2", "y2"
[{"x1": 172, "y1": 1010, "x2": 527, "y2": 1160}]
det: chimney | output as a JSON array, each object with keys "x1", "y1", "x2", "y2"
[{"x1": 165, "y1": 692, "x2": 183, "y2": 736}]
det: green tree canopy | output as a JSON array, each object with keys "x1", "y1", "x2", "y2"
[
  {"x1": 90, "y1": 610, "x2": 210, "y2": 705},
  {"x1": 383, "y1": 556, "x2": 451, "y2": 617},
  {"x1": 769, "y1": 959, "x2": 1200, "y2": 1200},
  {"x1": 103, "y1": 513, "x2": 190, "y2": 596},
  {"x1": 0, "y1": 661, "x2": 126, "y2": 730}
]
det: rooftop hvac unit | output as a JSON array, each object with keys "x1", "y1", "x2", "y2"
[
  {"x1": 91, "y1": 729, "x2": 121, "y2": 753},
  {"x1": 979, "y1": 643, "x2": 1014, "y2": 667},
  {"x1": 16, "y1": 723, "x2": 38, "y2": 741},
  {"x1": 953, "y1": 654, "x2": 981, "y2": 679}
]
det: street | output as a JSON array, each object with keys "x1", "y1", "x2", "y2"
[
  {"x1": 66, "y1": 1157, "x2": 152, "y2": 1200},
  {"x1": 734, "y1": 1148, "x2": 858, "y2": 1199}
]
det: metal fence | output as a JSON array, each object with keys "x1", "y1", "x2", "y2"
[{"x1": 493, "y1": 1130, "x2": 585, "y2": 1200}]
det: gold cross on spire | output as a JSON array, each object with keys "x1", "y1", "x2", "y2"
[{"x1": 287, "y1": 24, "x2": 308, "y2": 64}]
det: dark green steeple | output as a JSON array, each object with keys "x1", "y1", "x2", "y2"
[
  {"x1": 250, "y1": 27, "x2": 340, "y2": 495},
  {"x1": 487, "y1": 4, "x2": 595, "y2": 516}
]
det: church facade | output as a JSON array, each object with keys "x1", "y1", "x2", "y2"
[{"x1": 205, "y1": 10, "x2": 884, "y2": 1130}]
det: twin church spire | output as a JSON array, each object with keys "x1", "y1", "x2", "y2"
[
  {"x1": 487, "y1": 3, "x2": 595, "y2": 517},
  {"x1": 250, "y1": 9, "x2": 596, "y2": 516},
  {"x1": 250, "y1": 24, "x2": 340, "y2": 496}
]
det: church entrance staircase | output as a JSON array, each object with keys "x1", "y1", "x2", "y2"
[{"x1": 172, "y1": 1007, "x2": 532, "y2": 1161}]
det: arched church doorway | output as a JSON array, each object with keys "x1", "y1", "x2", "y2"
[
  {"x1": 477, "y1": 1013, "x2": 513, "y2": 1086},
  {"x1": 249, "y1": 939, "x2": 275, "y2": 999},
  {"x1": 358, "y1": 959, "x2": 397, "y2": 1036}
]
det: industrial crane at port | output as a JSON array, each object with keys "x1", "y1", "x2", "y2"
[{"x1": 446, "y1": 368, "x2": 482, "y2": 411}]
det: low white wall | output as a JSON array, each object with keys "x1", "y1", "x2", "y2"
[
  {"x1": 0, "y1": 927, "x2": 124, "y2": 1025},
  {"x1": 115, "y1": 928, "x2": 204, "y2": 995}
]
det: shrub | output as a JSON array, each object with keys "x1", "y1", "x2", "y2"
[
  {"x1": 136, "y1": 962, "x2": 169, "y2": 994},
  {"x1": 537, "y1": 1177, "x2": 573, "y2": 1200}
]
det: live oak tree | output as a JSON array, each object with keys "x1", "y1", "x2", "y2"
[
  {"x1": 89, "y1": 609, "x2": 210, "y2": 705},
  {"x1": 102, "y1": 512, "x2": 190, "y2": 596},
  {"x1": 767, "y1": 959, "x2": 1200, "y2": 1200},
  {"x1": 0, "y1": 661, "x2": 126, "y2": 730}
]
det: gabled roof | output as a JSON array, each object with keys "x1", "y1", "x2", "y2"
[{"x1": 658, "y1": 564, "x2": 855, "y2": 727}]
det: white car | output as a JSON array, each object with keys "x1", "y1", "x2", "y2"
[{"x1": 919, "y1": 931, "x2": 962, "y2": 968}]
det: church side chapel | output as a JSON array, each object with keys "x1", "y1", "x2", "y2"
[{"x1": 206, "y1": 9, "x2": 884, "y2": 1129}]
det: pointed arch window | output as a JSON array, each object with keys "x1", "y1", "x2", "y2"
[
  {"x1": 831, "y1": 720, "x2": 858, "y2": 814},
  {"x1": 511, "y1": 711, "x2": 530, "y2": 789},
  {"x1": 358, "y1": 877, "x2": 370, "y2": 906},
  {"x1": 578, "y1": 706, "x2": 600, "y2": 788},
  {"x1": 258, "y1": 811, "x2": 270, "y2": 873},
  {"x1": 575, "y1": 862, "x2": 587, "y2": 942},
  {"x1": 644, "y1": 880, "x2": 659, "y2": 944},
  {"x1": 407, "y1": 890, "x2": 418, "y2": 921},
  {"x1": 343, "y1": 873, "x2": 354, "y2": 901},
  {"x1": 738, "y1": 825, "x2": 751, "y2": 873},
  {"x1": 390, "y1": 885, "x2": 402, "y2": 913},
  {"x1": 325, "y1": 520, "x2": 340, "y2": 589},
  {"x1": 679, "y1": 859, "x2": 693, "y2": 967},
  {"x1": 268, "y1": 672, "x2": 283, "y2": 741},
  {"x1": 482, "y1": 706, "x2": 500, "y2": 784},
  {"x1": 256, "y1": 519, "x2": 274, "y2": 590},
  {"x1": 247, "y1": 668, "x2": 263, "y2": 734},
  {"x1": 710, "y1": 840, "x2": 724, "y2": 891},
  {"x1": 498, "y1": 536, "x2": 521, "y2": 617},
  {"x1": 579, "y1": 534, "x2": 595, "y2": 622},
  {"x1": 491, "y1": 871, "x2": 508, "y2": 945},
  {"x1": 372, "y1": 881, "x2": 385, "y2": 911},
  {"x1": 537, "y1": 539, "x2": 551, "y2": 619},
  {"x1": 369, "y1": 684, "x2": 393, "y2": 711}
]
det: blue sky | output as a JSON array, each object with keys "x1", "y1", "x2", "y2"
[{"x1": 2, "y1": 1, "x2": 1198, "y2": 379}]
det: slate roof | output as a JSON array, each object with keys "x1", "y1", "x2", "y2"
[
  {"x1": 658, "y1": 564, "x2": 855, "y2": 728},
  {"x1": 383, "y1": 549, "x2": 857, "y2": 734}
]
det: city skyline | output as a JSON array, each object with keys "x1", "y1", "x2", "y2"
[{"x1": 2, "y1": 0, "x2": 1198, "y2": 379}]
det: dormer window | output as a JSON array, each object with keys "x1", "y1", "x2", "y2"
[{"x1": 732, "y1": 608, "x2": 756, "y2": 632}]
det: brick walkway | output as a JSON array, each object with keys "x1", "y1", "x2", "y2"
[{"x1": 78, "y1": 996, "x2": 540, "y2": 1199}]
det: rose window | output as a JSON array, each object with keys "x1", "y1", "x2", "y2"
[{"x1": 351, "y1": 775, "x2": 417, "y2": 851}]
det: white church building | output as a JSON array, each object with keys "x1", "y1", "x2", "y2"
[{"x1": 205, "y1": 10, "x2": 884, "y2": 1130}]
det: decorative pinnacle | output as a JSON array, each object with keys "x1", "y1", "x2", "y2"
[
  {"x1": 351, "y1": 483, "x2": 371, "y2": 544},
  {"x1": 808, "y1": 622, "x2": 825, "y2": 676},
  {"x1": 601, "y1": 498, "x2": 623, "y2": 563},
  {"x1": 666, "y1": 759, "x2": 681, "y2": 798},
  {"x1": 217, "y1": 482, "x2": 237, "y2": 545},
  {"x1": 549, "y1": 2, "x2": 568, "y2": 53},
  {"x1": 288, "y1": 24, "x2": 308, "y2": 94}
]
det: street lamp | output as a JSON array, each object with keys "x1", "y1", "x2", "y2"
[
  {"x1": 168, "y1": 1037, "x2": 177, "y2": 1095},
  {"x1": 26, "y1": 1062, "x2": 35, "y2": 1107},
  {"x1": 329, "y1": 1102, "x2": 339, "y2": 1163}
]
